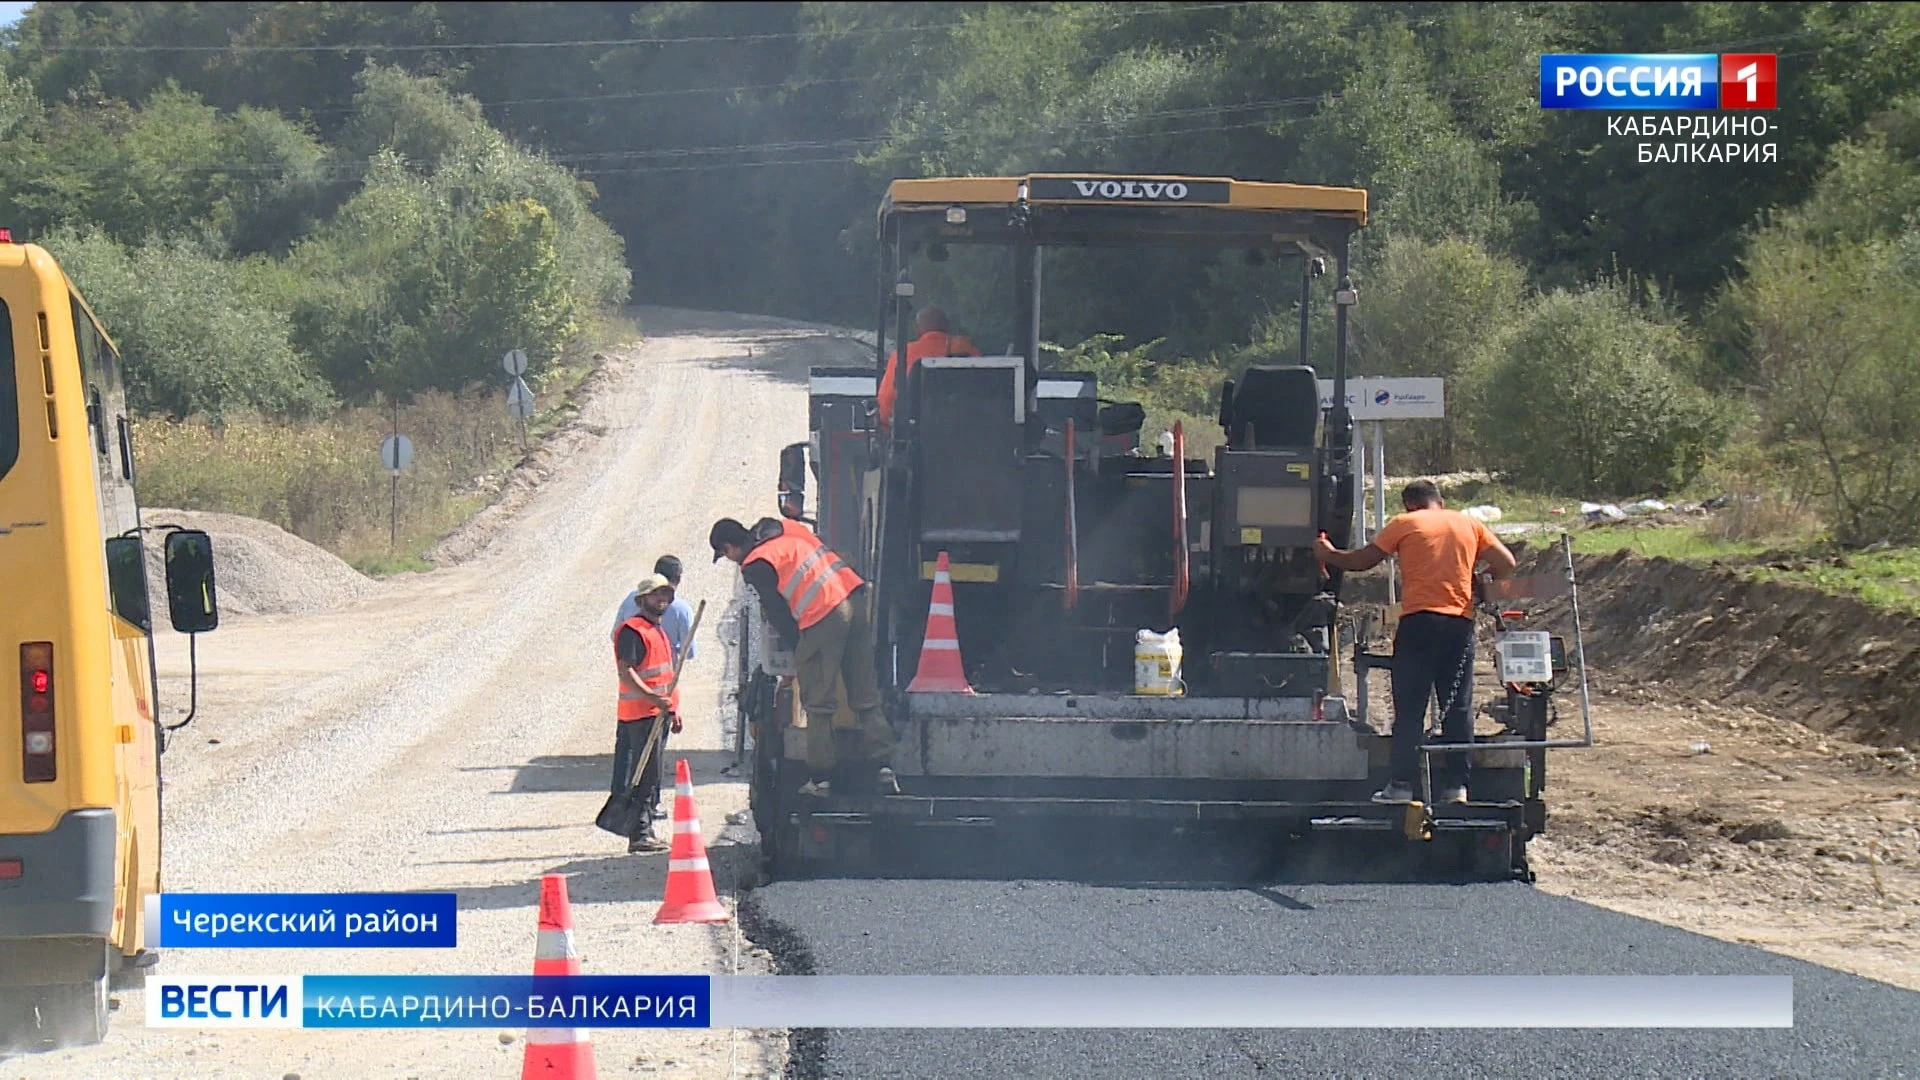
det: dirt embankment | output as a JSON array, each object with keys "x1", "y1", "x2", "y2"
[{"x1": 1521, "y1": 547, "x2": 1920, "y2": 752}]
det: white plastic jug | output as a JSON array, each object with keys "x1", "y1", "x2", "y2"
[{"x1": 1134, "y1": 628, "x2": 1185, "y2": 696}]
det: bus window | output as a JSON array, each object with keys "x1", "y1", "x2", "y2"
[
  {"x1": 117, "y1": 414, "x2": 134, "y2": 481},
  {"x1": 71, "y1": 293, "x2": 143, "y2": 624},
  {"x1": 0, "y1": 299, "x2": 16, "y2": 483}
]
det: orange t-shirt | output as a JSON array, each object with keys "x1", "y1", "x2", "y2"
[
  {"x1": 876, "y1": 331, "x2": 979, "y2": 427},
  {"x1": 1371, "y1": 507, "x2": 1500, "y2": 618}
]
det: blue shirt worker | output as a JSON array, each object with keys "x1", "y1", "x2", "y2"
[{"x1": 614, "y1": 555, "x2": 699, "y2": 661}]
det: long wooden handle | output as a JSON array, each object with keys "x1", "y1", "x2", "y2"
[{"x1": 627, "y1": 599, "x2": 707, "y2": 794}]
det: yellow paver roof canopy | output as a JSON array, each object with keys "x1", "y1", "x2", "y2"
[{"x1": 884, "y1": 173, "x2": 1368, "y2": 224}]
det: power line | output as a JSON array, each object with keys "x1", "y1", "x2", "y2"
[
  {"x1": 279, "y1": 75, "x2": 886, "y2": 117},
  {"x1": 552, "y1": 97, "x2": 1319, "y2": 162},
  {"x1": 569, "y1": 112, "x2": 1317, "y2": 176},
  {"x1": 2, "y1": 93, "x2": 1323, "y2": 176},
  {"x1": 14, "y1": 3, "x2": 1261, "y2": 54}
]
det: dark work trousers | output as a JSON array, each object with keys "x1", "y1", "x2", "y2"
[
  {"x1": 611, "y1": 716, "x2": 668, "y2": 817},
  {"x1": 1389, "y1": 611, "x2": 1478, "y2": 791}
]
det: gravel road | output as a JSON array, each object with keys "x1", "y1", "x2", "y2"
[
  {"x1": 749, "y1": 878, "x2": 1920, "y2": 1079},
  {"x1": 5, "y1": 309, "x2": 864, "y2": 1079}
]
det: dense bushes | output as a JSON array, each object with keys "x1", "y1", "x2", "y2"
[
  {"x1": 1732, "y1": 96, "x2": 1920, "y2": 544},
  {"x1": 1466, "y1": 284, "x2": 1730, "y2": 497},
  {"x1": 0, "y1": 65, "x2": 629, "y2": 419},
  {"x1": 0, "y1": 61, "x2": 631, "y2": 566},
  {"x1": 48, "y1": 229, "x2": 335, "y2": 420}
]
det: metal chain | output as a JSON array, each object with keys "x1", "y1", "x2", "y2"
[{"x1": 1418, "y1": 616, "x2": 1480, "y2": 797}]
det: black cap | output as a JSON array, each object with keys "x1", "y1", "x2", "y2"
[{"x1": 709, "y1": 518, "x2": 752, "y2": 562}]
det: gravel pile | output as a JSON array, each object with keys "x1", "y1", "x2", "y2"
[{"x1": 139, "y1": 508, "x2": 372, "y2": 617}]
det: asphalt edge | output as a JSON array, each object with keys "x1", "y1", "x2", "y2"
[{"x1": 736, "y1": 886, "x2": 828, "y2": 1080}]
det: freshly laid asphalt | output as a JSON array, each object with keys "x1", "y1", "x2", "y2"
[{"x1": 746, "y1": 879, "x2": 1920, "y2": 1079}]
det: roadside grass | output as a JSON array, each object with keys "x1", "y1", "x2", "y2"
[
  {"x1": 1567, "y1": 525, "x2": 1770, "y2": 562},
  {"x1": 133, "y1": 315, "x2": 635, "y2": 576},
  {"x1": 1470, "y1": 485, "x2": 1920, "y2": 617},
  {"x1": 1749, "y1": 547, "x2": 1920, "y2": 617}
]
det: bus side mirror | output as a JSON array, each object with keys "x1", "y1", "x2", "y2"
[
  {"x1": 164, "y1": 529, "x2": 219, "y2": 634},
  {"x1": 778, "y1": 443, "x2": 808, "y2": 519}
]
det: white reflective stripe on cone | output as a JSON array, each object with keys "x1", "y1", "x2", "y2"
[
  {"x1": 535, "y1": 928, "x2": 578, "y2": 960},
  {"x1": 921, "y1": 639, "x2": 961, "y2": 650},
  {"x1": 674, "y1": 819, "x2": 701, "y2": 834},
  {"x1": 928, "y1": 603, "x2": 954, "y2": 616},
  {"x1": 668, "y1": 858, "x2": 710, "y2": 873},
  {"x1": 525, "y1": 1026, "x2": 589, "y2": 1045},
  {"x1": 676, "y1": 782, "x2": 694, "y2": 797}
]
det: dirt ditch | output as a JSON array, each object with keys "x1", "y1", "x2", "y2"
[{"x1": 1523, "y1": 546, "x2": 1920, "y2": 751}]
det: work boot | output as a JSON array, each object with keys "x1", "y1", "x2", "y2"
[
  {"x1": 1437, "y1": 785, "x2": 1469, "y2": 805},
  {"x1": 1371, "y1": 781, "x2": 1415, "y2": 804},
  {"x1": 628, "y1": 825, "x2": 668, "y2": 854}
]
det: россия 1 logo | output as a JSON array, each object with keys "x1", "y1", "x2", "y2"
[{"x1": 1539, "y1": 54, "x2": 1777, "y2": 110}]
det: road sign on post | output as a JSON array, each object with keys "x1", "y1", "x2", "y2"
[
  {"x1": 379, "y1": 434, "x2": 414, "y2": 474},
  {"x1": 502, "y1": 348, "x2": 528, "y2": 377},
  {"x1": 378, "y1": 432, "x2": 413, "y2": 550},
  {"x1": 507, "y1": 377, "x2": 535, "y2": 418},
  {"x1": 506, "y1": 377, "x2": 535, "y2": 449},
  {"x1": 1315, "y1": 377, "x2": 1446, "y2": 420}
]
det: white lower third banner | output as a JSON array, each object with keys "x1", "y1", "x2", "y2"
[{"x1": 709, "y1": 976, "x2": 1794, "y2": 1028}]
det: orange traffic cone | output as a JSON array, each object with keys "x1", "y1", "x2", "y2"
[
  {"x1": 654, "y1": 759, "x2": 731, "y2": 925},
  {"x1": 907, "y1": 550, "x2": 975, "y2": 694},
  {"x1": 522, "y1": 874, "x2": 597, "y2": 1079}
]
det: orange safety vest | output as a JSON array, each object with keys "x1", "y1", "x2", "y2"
[
  {"x1": 747, "y1": 520, "x2": 864, "y2": 631},
  {"x1": 614, "y1": 615, "x2": 679, "y2": 721},
  {"x1": 876, "y1": 331, "x2": 980, "y2": 428}
]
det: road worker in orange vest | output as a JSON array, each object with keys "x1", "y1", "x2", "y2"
[
  {"x1": 710, "y1": 515, "x2": 899, "y2": 796},
  {"x1": 875, "y1": 304, "x2": 980, "y2": 430},
  {"x1": 613, "y1": 573, "x2": 682, "y2": 852}
]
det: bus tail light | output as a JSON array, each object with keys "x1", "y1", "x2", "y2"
[{"x1": 21, "y1": 642, "x2": 54, "y2": 783}]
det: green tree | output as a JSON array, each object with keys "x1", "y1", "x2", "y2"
[
  {"x1": 1733, "y1": 96, "x2": 1920, "y2": 543},
  {"x1": 49, "y1": 228, "x2": 335, "y2": 420},
  {"x1": 1468, "y1": 282, "x2": 1729, "y2": 496},
  {"x1": 1352, "y1": 236, "x2": 1530, "y2": 471}
]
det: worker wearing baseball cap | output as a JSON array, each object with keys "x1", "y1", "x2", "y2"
[
  {"x1": 710, "y1": 516, "x2": 897, "y2": 796},
  {"x1": 608, "y1": 573, "x2": 681, "y2": 852}
]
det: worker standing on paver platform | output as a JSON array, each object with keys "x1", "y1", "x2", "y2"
[
  {"x1": 1314, "y1": 479, "x2": 1517, "y2": 806},
  {"x1": 612, "y1": 574, "x2": 681, "y2": 853},
  {"x1": 710, "y1": 516, "x2": 899, "y2": 796}
]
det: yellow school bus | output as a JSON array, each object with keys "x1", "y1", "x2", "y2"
[{"x1": 0, "y1": 231, "x2": 219, "y2": 1046}]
